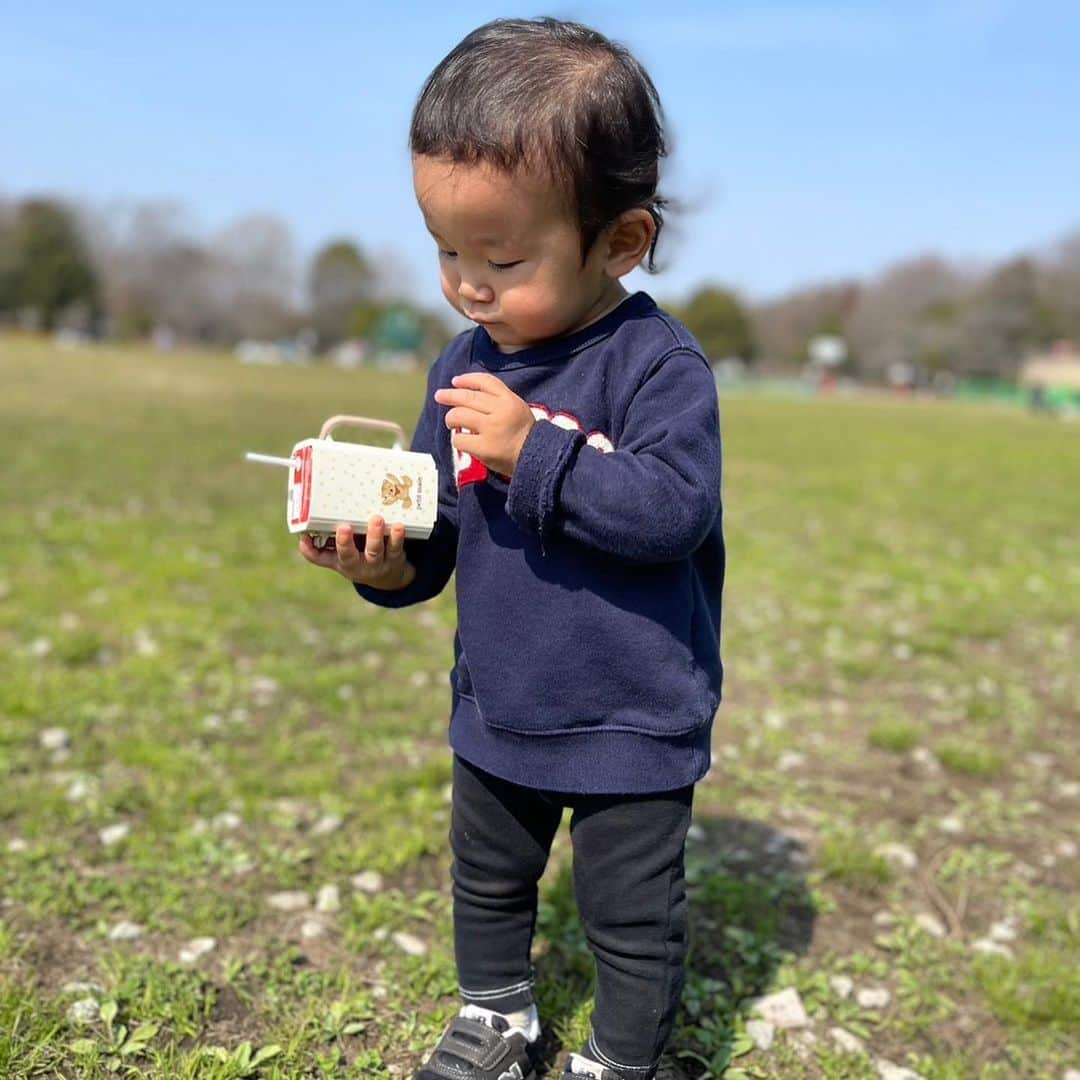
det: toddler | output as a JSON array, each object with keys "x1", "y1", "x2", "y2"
[{"x1": 301, "y1": 17, "x2": 724, "y2": 1080}]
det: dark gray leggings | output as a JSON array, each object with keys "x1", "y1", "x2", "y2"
[{"x1": 450, "y1": 754, "x2": 694, "y2": 1078}]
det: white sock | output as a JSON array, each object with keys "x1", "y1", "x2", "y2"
[
  {"x1": 459, "y1": 1001, "x2": 541, "y2": 1044},
  {"x1": 568, "y1": 1054, "x2": 608, "y2": 1079}
]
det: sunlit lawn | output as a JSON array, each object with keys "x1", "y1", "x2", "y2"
[{"x1": 1, "y1": 335, "x2": 1077, "y2": 1078}]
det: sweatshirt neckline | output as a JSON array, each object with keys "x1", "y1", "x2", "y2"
[{"x1": 471, "y1": 291, "x2": 655, "y2": 369}]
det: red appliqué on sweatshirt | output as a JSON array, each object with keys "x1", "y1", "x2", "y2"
[{"x1": 453, "y1": 404, "x2": 614, "y2": 488}]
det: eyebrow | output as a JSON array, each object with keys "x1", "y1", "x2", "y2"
[{"x1": 424, "y1": 224, "x2": 513, "y2": 250}]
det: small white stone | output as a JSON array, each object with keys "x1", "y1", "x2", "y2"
[
  {"x1": 1057, "y1": 839, "x2": 1077, "y2": 858},
  {"x1": 989, "y1": 918, "x2": 1018, "y2": 943},
  {"x1": 872, "y1": 910, "x2": 897, "y2": 927},
  {"x1": 938, "y1": 815, "x2": 964, "y2": 835},
  {"x1": 351, "y1": 870, "x2": 384, "y2": 894},
  {"x1": 66, "y1": 778, "x2": 93, "y2": 802},
  {"x1": 39, "y1": 727, "x2": 70, "y2": 751},
  {"x1": 250, "y1": 675, "x2": 279, "y2": 703},
  {"x1": 108, "y1": 920, "x2": 144, "y2": 941},
  {"x1": 372, "y1": 927, "x2": 389, "y2": 941},
  {"x1": 61, "y1": 981, "x2": 104, "y2": 995},
  {"x1": 67, "y1": 998, "x2": 101, "y2": 1023},
  {"x1": 316, "y1": 884, "x2": 341, "y2": 913},
  {"x1": 972, "y1": 938, "x2": 1013, "y2": 958},
  {"x1": 892, "y1": 643, "x2": 913, "y2": 661},
  {"x1": 267, "y1": 890, "x2": 310, "y2": 912},
  {"x1": 764, "y1": 710, "x2": 786, "y2": 730},
  {"x1": 777, "y1": 751, "x2": 805, "y2": 772},
  {"x1": 311, "y1": 814, "x2": 343, "y2": 836},
  {"x1": 829, "y1": 975, "x2": 854, "y2": 999},
  {"x1": 1062, "y1": 1070, "x2": 1080, "y2": 1080},
  {"x1": 1056, "y1": 780, "x2": 1080, "y2": 799},
  {"x1": 915, "y1": 913, "x2": 947, "y2": 938},
  {"x1": 910, "y1": 747, "x2": 941, "y2": 773},
  {"x1": 391, "y1": 931, "x2": 428, "y2": 957},
  {"x1": 856, "y1": 987, "x2": 891, "y2": 1009},
  {"x1": 830, "y1": 1027, "x2": 866, "y2": 1055},
  {"x1": 408, "y1": 671, "x2": 431, "y2": 688},
  {"x1": 301, "y1": 918, "x2": 326, "y2": 939},
  {"x1": 790, "y1": 1030, "x2": 818, "y2": 1058},
  {"x1": 876, "y1": 1059, "x2": 924, "y2": 1080},
  {"x1": 337, "y1": 684, "x2": 355, "y2": 700},
  {"x1": 746, "y1": 1019, "x2": 775, "y2": 1051},
  {"x1": 875, "y1": 843, "x2": 918, "y2": 872},
  {"x1": 29, "y1": 637, "x2": 53, "y2": 658},
  {"x1": 686, "y1": 823, "x2": 706, "y2": 843},
  {"x1": 202, "y1": 713, "x2": 223, "y2": 731},
  {"x1": 133, "y1": 628, "x2": 159, "y2": 657},
  {"x1": 99, "y1": 823, "x2": 131, "y2": 847},
  {"x1": 752, "y1": 987, "x2": 810, "y2": 1030},
  {"x1": 1025, "y1": 752, "x2": 1054, "y2": 770},
  {"x1": 178, "y1": 937, "x2": 216, "y2": 963},
  {"x1": 59, "y1": 612, "x2": 81, "y2": 630},
  {"x1": 212, "y1": 811, "x2": 242, "y2": 831},
  {"x1": 6, "y1": 838, "x2": 28, "y2": 853}
]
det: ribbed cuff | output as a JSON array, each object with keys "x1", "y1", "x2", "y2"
[{"x1": 505, "y1": 419, "x2": 584, "y2": 543}]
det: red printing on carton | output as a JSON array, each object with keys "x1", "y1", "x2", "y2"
[{"x1": 290, "y1": 445, "x2": 313, "y2": 526}]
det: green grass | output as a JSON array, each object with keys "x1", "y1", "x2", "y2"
[
  {"x1": 818, "y1": 833, "x2": 894, "y2": 894},
  {"x1": 867, "y1": 716, "x2": 922, "y2": 753},
  {"x1": 934, "y1": 741, "x2": 1007, "y2": 778},
  {"x1": 1, "y1": 334, "x2": 1078, "y2": 1078}
]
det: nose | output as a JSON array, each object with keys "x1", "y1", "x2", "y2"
[{"x1": 458, "y1": 279, "x2": 494, "y2": 305}]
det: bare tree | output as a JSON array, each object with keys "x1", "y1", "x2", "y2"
[
  {"x1": 953, "y1": 258, "x2": 1046, "y2": 377},
  {"x1": 210, "y1": 214, "x2": 298, "y2": 340},
  {"x1": 751, "y1": 282, "x2": 860, "y2": 366},
  {"x1": 845, "y1": 256, "x2": 969, "y2": 377}
]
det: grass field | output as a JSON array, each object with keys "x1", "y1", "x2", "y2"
[{"x1": 1, "y1": 335, "x2": 1077, "y2": 1079}]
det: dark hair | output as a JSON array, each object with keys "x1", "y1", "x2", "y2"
[{"x1": 410, "y1": 17, "x2": 668, "y2": 270}]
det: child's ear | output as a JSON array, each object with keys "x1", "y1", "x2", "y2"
[{"x1": 601, "y1": 209, "x2": 657, "y2": 278}]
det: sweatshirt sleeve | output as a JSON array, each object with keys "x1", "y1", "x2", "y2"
[
  {"x1": 354, "y1": 356, "x2": 459, "y2": 608},
  {"x1": 505, "y1": 349, "x2": 721, "y2": 563}
]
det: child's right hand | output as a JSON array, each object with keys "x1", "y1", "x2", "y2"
[{"x1": 298, "y1": 516, "x2": 416, "y2": 591}]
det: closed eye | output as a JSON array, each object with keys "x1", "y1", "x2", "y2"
[
  {"x1": 438, "y1": 249, "x2": 457, "y2": 259},
  {"x1": 488, "y1": 260, "x2": 523, "y2": 272}
]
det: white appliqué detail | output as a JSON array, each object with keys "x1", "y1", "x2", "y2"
[{"x1": 452, "y1": 404, "x2": 613, "y2": 488}]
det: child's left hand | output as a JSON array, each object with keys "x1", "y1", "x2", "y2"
[{"x1": 434, "y1": 373, "x2": 536, "y2": 477}]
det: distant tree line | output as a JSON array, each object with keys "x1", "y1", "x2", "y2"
[
  {"x1": 0, "y1": 196, "x2": 452, "y2": 355},
  {"x1": 2, "y1": 194, "x2": 1077, "y2": 380},
  {"x1": 669, "y1": 235, "x2": 1080, "y2": 381}
]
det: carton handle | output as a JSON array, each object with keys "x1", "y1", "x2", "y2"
[{"x1": 318, "y1": 415, "x2": 407, "y2": 451}]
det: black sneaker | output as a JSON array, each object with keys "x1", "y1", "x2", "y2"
[
  {"x1": 561, "y1": 1056, "x2": 621, "y2": 1080},
  {"x1": 415, "y1": 1011, "x2": 538, "y2": 1080},
  {"x1": 562, "y1": 1052, "x2": 688, "y2": 1080}
]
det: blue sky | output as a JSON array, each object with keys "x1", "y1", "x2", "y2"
[{"x1": 4, "y1": 2, "x2": 1078, "y2": 313}]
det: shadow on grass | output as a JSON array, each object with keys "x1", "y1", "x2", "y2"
[{"x1": 532, "y1": 816, "x2": 817, "y2": 1077}]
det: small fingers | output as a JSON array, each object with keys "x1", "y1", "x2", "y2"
[
  {"x1": 385, "y1": 521, "x2": 407, "y2": 560},
  {"x1": 443, "y1": 406, "x2": 485, "y2": 431},
  {"x1": 361, "y1": 517, "x2": 386, "y2": 565},
  {"x1": 332, "y1": 524, "x2": 362, "y2": 573},
  {"x1": 434, "y1": 387, "x2": 493, "y2": 413}
]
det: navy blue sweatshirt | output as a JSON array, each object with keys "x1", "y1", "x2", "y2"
[{"x1": 357, "y1": 292, "x2": 724, "y2": 794}]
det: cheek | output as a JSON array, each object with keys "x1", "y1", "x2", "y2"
[
  {"x1": 501, "y1": 283, "x2": 563, "y2": 332},
  {"x1": 439, "y1": 267, "x2": 461, "y2": 308}
]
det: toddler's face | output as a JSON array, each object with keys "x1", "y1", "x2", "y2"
[{"x1": 413, "y1": 155, "x2": 624, "y2": 352}]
